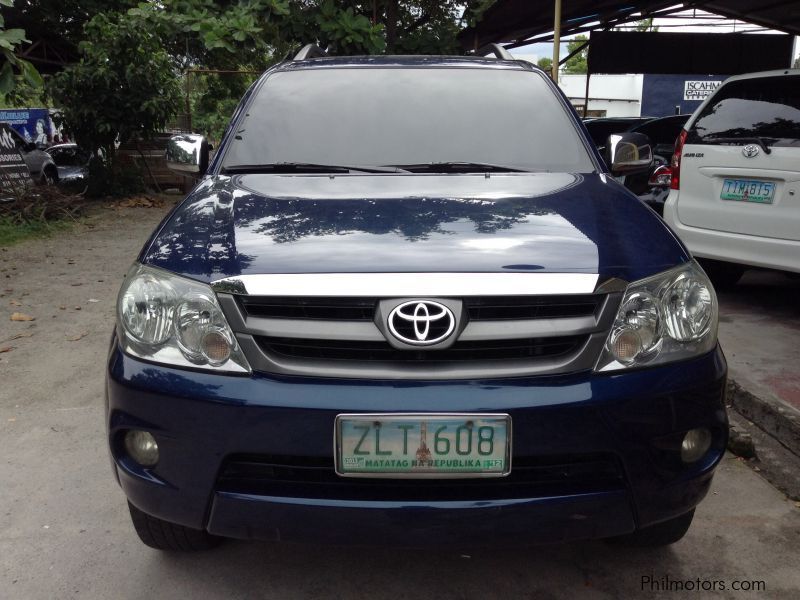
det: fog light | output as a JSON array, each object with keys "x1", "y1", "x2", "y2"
[
  {"x1": 124, "y1": 430, "x2": 159, "y2": 467},
  {"x1": 681, "y1": 428, "x2": 712, "y2": 463}
]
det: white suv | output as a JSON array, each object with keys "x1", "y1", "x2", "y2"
[{"x1": 664, "y1": 69, "x2": 800, "y2": 286}]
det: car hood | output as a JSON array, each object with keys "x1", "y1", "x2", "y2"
[{"x1": 141, "y1": 172, "x2": 688, "y2": 284}]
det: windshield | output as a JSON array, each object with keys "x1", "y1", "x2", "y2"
[
  {"x1": 221, "y1": 67, "x2": 595, "y2": 173},
  {"x1": 688, "y1": 75, "x2": 800, "y2": 147}
]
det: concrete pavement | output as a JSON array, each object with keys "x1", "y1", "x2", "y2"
[{"x1": 718, "y1": 270, "x2": 800, "y2": 415}]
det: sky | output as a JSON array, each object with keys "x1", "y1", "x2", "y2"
[{"x1": 508, "y1": 9, "x2": 800, "y2": 66}]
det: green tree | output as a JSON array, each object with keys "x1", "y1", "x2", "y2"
[
  {"x1": 189, "y1": 70, "x2": 256, "y2": 142},
  {"x1": 126, "y1": 1, "x2": 471, "y2": 139},
  {"x1": 129, "y1": 0, "x2": 469, "y2": 61},
  {"x1": 563, "y1": 35, "x2": 588, "y2": 74},
  {"x1": 633, "y1": 18, "x2": 658, "y2": 32},
  {"x1": 536, "y1": 57, "x2": 552, "y2": 72},
  {"x1": 0, "y1": 0, "x2": 42, "y2": 101},
  {"x1": 49, "y1": 12, "x2": 180, "y2": 192}
]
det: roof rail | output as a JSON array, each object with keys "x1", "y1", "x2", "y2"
[
  {"x1": 474, "y1": 43, "x2": 514, "y2": 61},
  {"x1": 294, "y1": 44, "x2": 327, "y2": 60}
]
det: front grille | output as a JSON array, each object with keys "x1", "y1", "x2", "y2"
[
  {"x1": 240, "y1": 296, "x2": 377, "y2": 321},
  {"x1": 217, "y1": 289, "x2": 620, "y2": 378},
  {"x1": 465, "y1": 295, "x2": 601, "y2": 320},
  {"x1": 216, "y1": 454, "x2": 625, "y2": 501},
  {"x1": 256, "y1": 335, "x2": 584, "y2": 363},
  {"x1": 239, "y1": 294, "x2": 603, "y2": 322}
]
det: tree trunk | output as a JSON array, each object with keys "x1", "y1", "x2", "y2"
[{"x1": 385, "y1": 0, "x2": 399, "y2": 51}]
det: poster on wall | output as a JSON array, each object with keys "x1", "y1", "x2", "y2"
[
  {"x1": 0, "y1": 108, "x2": 57, "y2": 146},
  {"x1": 0, "y1": 123, "x2": 33, "y2": 196}
]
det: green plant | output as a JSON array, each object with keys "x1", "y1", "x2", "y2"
[
  {"x1": 564, "y1": 35, "x2": 588, "y2": 74},
  {"x1": 0, "y1": 0, "x2": 42, "y2": 100},
  {"x1": 536, "y1": 57, "x2": 552, "y2": 71},
  {"x1": 317, "y1": 1, "x2": 385, "y2": 54},
  {"x1": 48, "y1": 11, "x2": 181, "y2": 195}
]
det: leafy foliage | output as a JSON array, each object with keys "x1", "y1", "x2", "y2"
[
  {"x1": 633, "y1": 18, "x2": 658, "y2": 32},
  {"x1": 0, "y1": 0, "x2": 42, "y2": 100},
  {"x1": 189, "y1": 71, "x2": 255, "y2": 141},
  {"x1": 47, "y1": 12, "x2": 180, "y2": 196},
  {"x1": 128, "y1": 0, "x2": 291, "y2": 69},
  {"x1": 49, "y1": 12, "x2": 180, "y2": 157},
  {"x1": 536, "y1": 57, "x2": 552, "y2": 72},
  {"x1": 564, "y1": 35, "x2": 588, "y2": 74},
  {"x1": 316, "y1": 2, "x2": 385, "y2": 54},
  {"x1": 126, "y1": 1, "x2": 471, "y2": 140}
]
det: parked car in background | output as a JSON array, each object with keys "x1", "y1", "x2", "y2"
[
  {"x1": 46, "y1": 143, "x2": 90, "y2": 184},
  {"x1": 4, "y1": 126, "x2": 58, "y2": 184},
  {"x1": 664, "y1": 69, "x2": 800, "y2": 286},
  {"x1": 107, "y1": 49, "x2": 727, "y2": 552}
]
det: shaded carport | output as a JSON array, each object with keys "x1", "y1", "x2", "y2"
[{"x1": 460, "y1": 1, "x2": 800, "y2": 82}]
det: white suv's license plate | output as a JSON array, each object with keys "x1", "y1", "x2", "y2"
[
  {"x1": 720, "y1": 178, "x2": 776, "y2": 204},
  {"x1": 335, "y1": 413, "x2": 511, "y2": 478}
]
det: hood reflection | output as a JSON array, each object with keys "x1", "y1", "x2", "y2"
[{"x1": 141, "y1": 172, "x2": 685, "y2": 282}]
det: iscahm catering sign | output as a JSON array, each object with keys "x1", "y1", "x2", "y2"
[
  {"x1": 683, "y1": 80, "x2": 722, "y2": 101},
  {"x1": 0, "y1": 123, "x2": 32, "y2": 192}
]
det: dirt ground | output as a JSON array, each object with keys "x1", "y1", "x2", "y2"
[{"x1": 1, "y1": 202, "x2": 800, "y2": 599}]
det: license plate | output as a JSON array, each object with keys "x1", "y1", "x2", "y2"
[
  {"x1": 720, "y1": 178, "x2": 776, "y2": 204},
  {"x1": 335, "y1": 413, "x2": 511, "y2": 478}
]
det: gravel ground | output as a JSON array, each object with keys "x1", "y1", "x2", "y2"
[{"x1": 1, "y1": 203, "x2": 799, "y2": 599}]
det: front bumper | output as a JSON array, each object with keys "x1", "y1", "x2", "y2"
[{"x1": 106, "y1": 342, "x2": 728, "y2": 546}]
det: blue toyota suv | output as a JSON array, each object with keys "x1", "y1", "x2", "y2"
[{"x1": 106, "y1": 46, "x2": 727, "y2": 551}]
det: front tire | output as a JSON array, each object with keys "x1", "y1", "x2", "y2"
[
  {"x1": 128, "y1": 502, "x2": 221, "y2": 551},
  {"x1": 40, "y1": 167, "x2": 59, "y2": 185},
  {"x1": 606, "y1": 509, "x2": 695, "y2": 547}
]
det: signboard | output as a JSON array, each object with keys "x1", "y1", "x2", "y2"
[
  {"x1": 0, "y1": 123, "x2": 33, "y2": 194},
  {"x1": 683, "y1": 80, "x2": 721, "y2": 101},
  {"x1": 642, "y1": 74, "x2": 728, "y2": 117},
  {"x1": 0, "y1": 108, "x2": 56, "y2": 146}
]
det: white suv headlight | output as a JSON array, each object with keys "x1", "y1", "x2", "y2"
[
  {"x1": 595, "y1": 261, "x2": 718, "y2": 372},
  {"x1": 117, "y1": 264, "x2": 250, "y2": 373}
]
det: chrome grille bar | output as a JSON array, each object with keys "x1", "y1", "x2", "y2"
[{"x1": 211, "y1": 272, "x2": 600, "y2": 296}]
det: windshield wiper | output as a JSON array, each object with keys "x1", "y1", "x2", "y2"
[
  {"x1": 384, "y1": 161, "x2": 530, "y2": 173},
  {"x1": 703, "y1": 136, "x2": 772, "y2": 155},
  {"x1": 221, "y1": 162, "x2": 409, "y2": 174}
]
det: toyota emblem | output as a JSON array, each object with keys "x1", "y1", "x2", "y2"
[
  {"x1": 742, "y1": 144, "x2": 760, "y2": 158},
  {"x1": 387, "y1": 300, "x2": 456, "y2": 346}
]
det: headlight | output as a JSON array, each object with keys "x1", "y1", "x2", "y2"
[
  {"x1": 117, "y1": 264, "x2": 250, "y2": 373},
  {"x1": 595, "y1": 261, "x2": 718, "y2": 372}
]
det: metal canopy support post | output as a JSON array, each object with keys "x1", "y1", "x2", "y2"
[
  {"x1": 583, "y1": 72, "x2": 591, "y2": 118},
  {"x1": 552, "y1": 0, "x2": 562, "y2": 82}
]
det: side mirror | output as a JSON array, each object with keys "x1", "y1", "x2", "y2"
[
  {"x1": 166, "y1": 134, "x2": 209, "y2": 175},
  {"x1": 606, "y1": 132, "x2": 653, "y2": 177}
]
